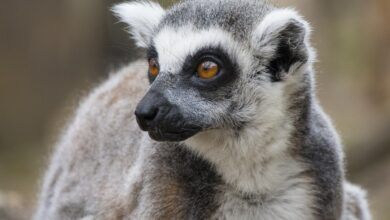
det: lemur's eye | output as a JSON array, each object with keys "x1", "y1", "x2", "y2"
[
  {"x1": 197, "y1": 61, "x2": 219, "y2": 79},
  {"x1": 148, "y1": 58, "x2": 159, "y2": 77}
]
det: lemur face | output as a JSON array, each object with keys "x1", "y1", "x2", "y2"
[
  {"x1": 135, "y1": 27, "x2": 248, "y2": 141},
  {"x1": 114, "y1": 0, "x2": 312, "y2": 142}
]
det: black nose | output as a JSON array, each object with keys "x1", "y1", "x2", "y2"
[
  {"x1": 135, "y1": 89, "x2": 170, "y2": 131},
  {"x1": 135, "y1": 104, "x2": 159, "y2": 131}
]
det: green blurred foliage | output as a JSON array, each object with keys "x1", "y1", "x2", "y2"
[{"x1": 0, "y1": 0, "x2": 389, "y2": 219}]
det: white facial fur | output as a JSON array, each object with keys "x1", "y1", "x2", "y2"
[
  {"x1": 153, "y1": 25, "x2": 251, "y2": 76},
  {"x1": 148, "y1": 26, "x2": 253, "y2": 129},
  {"x1": 112, "y1": 1, "x2": 165, "y2": 48}
]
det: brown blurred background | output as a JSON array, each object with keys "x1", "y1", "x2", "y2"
[{"x1": 0, "y1": 0, "x2": 389, "y2": 219}]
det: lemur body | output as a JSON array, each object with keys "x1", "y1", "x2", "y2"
[{"x1": 34, "y1": 0, "x2": 371, "y2": 219}]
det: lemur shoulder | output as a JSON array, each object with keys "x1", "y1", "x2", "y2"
[{"x1": 34, "y1": 0, "x2": 371, "y2": 219}]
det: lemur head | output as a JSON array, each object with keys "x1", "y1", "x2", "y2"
[{"x1": 113, "y1": 0, "x2": 314, "y2": 142}]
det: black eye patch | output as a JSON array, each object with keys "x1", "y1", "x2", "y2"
[
  {"x1": 147, "y1": 45, "x2": 159, "y2": 83},
  {"x1": 147, "y1": 45, "x2": 158, "y2": 60},
  {"x1": 181, "y1": 46, "x2": 239, "y2": 90}
]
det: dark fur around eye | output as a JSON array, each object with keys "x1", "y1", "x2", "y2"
[
  {"x1": 181, "y1": 47, "x2": 239, "y2": 90},
  {"x1": 147, "y1": 45, "x2": 158, "y2": 60},
  {"x1": 147, "y1": 45, "x2": 159, "y2": 83}
]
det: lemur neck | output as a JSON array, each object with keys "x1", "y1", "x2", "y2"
[{"x1": 185, "y1": 87, "x2": 313, "y2": 194}]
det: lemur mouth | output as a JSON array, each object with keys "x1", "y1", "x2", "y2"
[{"x1": 148, "y1": 127, "x2": 201, "y2": 142}]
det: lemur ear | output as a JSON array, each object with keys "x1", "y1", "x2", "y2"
[
  {"x1": 251, "y1": 9, "x2": 312, "y2": 81},
  {"x1": 112, "y1": 1, "x2": 165, "y2": 48}
]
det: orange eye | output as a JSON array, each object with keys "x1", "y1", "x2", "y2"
[
  {"x1": 197, "y1": 61, "x2": 219, "y2": 79},
  {"x1": 148, "y1": 58, "x2": 159, "y2": 77}
]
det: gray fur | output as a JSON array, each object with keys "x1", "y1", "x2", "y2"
[
  {"x1": 34, "y1": 0, "x2": 371, "y2": 219},
  {"x1": 159, "y1": 0, "x2": 272, "y2": 41}
]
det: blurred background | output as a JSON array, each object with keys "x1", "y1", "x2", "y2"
[{"x1": 0, "y1": 0, "x2": 389, "y2": 219}]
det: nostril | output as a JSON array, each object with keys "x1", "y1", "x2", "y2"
[{"x1": 143, "y1": 108, "x2": 158, "y2": 121}]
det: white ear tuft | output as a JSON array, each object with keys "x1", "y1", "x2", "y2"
[{"x1": 112, "y1": 1, "x2": 165, "y2": 48}]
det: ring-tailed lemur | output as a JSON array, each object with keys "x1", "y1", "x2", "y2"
[{"x1": 34, "y1": 0, "x2": 371, "y2": 219}]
